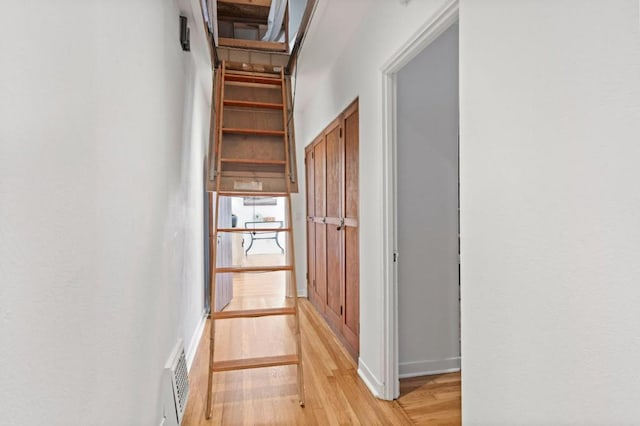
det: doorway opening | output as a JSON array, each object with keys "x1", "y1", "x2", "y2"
[
  {"x1": 380, "y1": 0, "x2": 460, "y2": 412},
  {"x1": 395, "y1": 21, "x2": 460, "y2": 418}
]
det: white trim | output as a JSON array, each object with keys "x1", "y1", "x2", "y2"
[
  {"x1": 400, "y1": 367, "x2": 461, "y2": 379},
  {"x1": 186, "y1": 310, "x2": 207, "y2": 371},
  {"x1": 380, "y1": 0, "x2": 460, "y2": 74},
  {"x1": 398, "y1": 357, "x2": 461, "y2": 379},
  {"x1": 357, "y1": 358, "x2": 384, "y2": 398},
  {"x1": 380, "y1": 0, "x2": 459, "y2": 401},
  {"x1": 380, "y1": 69, "x2": 399, "y2": 401}
]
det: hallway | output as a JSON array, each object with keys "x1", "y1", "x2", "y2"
[
  {"x1": 183, "y1": 255, "x2": 460, "y2": 424},
  {"x1": 5, "y1": 1, "x2": 637, "y2": 424}
]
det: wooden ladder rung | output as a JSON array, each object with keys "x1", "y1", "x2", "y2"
[
  {"x1": 223, "y1": 68, "x2": 281, "y2": 78},
  {"x1": 222, "y1": 128, "x2": 285, "y2": 136},
  {"x1": 224, "y1": 100, "x2": 284, "y2": 110},
  {"x1": 224, "y1": 74, "x2": 282, "y2": 86},
  {"x1": 224, "y1": 81, "x2": 282, "y2": 89},
  {"x1": 221, "y1": 158, "x2": 286, "y2": 165},
  {"x1": 218, "y1": 38, "x2": 288, "y2": 53},
  {"x1": 217, "y1": 227, "x2": 291, "y2": 233},
  {"x1": 216, "y1": 265, "x2": 293, "y2": 273},
  {"x1": 212, "y1": 354, "x2": 299, "y2": 372},
  {"x1": 213, "y1": 307, "x2": 296, "y2": 320}
]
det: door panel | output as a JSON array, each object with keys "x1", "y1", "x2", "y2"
[
  {"x1": 343, "y1": 106, "x2": 359, "y2": 352},
  {"x1": 306, "y1": 147, "x2": 316, "y2": 216},
  {"x1": 344, "y1": 108, "x2": 359, "y2": 220},
  {"x1": 343, "y1": 226, "x2": 359, "y2": 352},
  {"x1": 314, "y1": 142, "x2": 326, "y2": 218},
  {"x1": 325, "y1": 125, "x2": 341, "y2": 219},
  {"x1": 325, "y1": 124, "x2": 343, "y2": 327},
  {"x1": 314, "y1": 222, "x2": 327, "y2": 309},
  {"x1": 326, "y1": 223, "x2": 343, "y2": 328},
  {"x1": 305, "y1": 150, "x2": 316, "y2": 304},
  {"x1": 313, "y1": 140, "x2": 327, "y2": 310},
  {"x1": 307, "y1": 222, "x2": 317, "y2": 305}
]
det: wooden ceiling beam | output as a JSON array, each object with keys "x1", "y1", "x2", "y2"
[
  {"x1": 218, "y1": 15, "x2": 267, "y2": 25},
  {"x1": 218, "y1": 0, "x2": 271, "y2": 7}
]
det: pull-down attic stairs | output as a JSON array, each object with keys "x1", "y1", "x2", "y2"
[
  {"x1": 199, "y1": 0, "x2": 318, "y2": 419},
  {"x1": 206, "y1": 62, "x2": 298, "y2": 193}
]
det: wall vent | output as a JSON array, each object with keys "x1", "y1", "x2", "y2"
[{"x1": 165, "y1": 340, "x2": 189, "y2": 425}]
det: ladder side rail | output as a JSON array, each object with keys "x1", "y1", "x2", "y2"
[
  {"x1": 205, "y1": 61, "x2": 227, "y2": 420},
  {"x1": 285, "y1": 76, "x2": 298, "y2": 187},
  {"x1": 281, "y1": 67, "x2": 306, "y2": 406}
]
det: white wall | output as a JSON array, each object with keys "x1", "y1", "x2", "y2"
[
  {"x1": 177, "y1": 0, "x2": 214, "y2": 373},
  {"x1": 293, "y1": 0, "x2": 451, "y2": 395},
  {"x1": 0, "y1": 0, "x2": 212, "y2": 424},
  {"x1": 461, "y1": 0, "x2": 640, "y2": 423},
  {"x1": 397, "y1": 23, "x2": 459, "y2": 378}
]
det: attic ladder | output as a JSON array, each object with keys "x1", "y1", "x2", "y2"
[{"x1": 205, "y1": 61, "x2": 304, "y2": 418}]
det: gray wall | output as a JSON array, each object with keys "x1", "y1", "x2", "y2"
[{"x1": 397, "y1": 23, "x2": 460, "y2": 377}]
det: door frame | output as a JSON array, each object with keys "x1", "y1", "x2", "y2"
[{"x1": 380, "y1": 0, "x2": 459, "y2": 400}]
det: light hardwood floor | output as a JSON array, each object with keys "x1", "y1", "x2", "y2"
[
  {"x1": 183, "y1": 254, "x2": 460, "y2": 425},
  {"x1": 398, "y1": 373, "x2": 461, "y2": 425}
]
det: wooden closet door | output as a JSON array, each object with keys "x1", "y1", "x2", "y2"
[
  {"x1": 304, "y1": 100, "x2": 359, "y2": 360},
  {"x1": 324, "y1": 123, "x2": 344, "y2": 330},
  {"x1": 342, "y1": 105, "x2": 359, "y2": 353},
  {"x1": 313, "y1": 140, "x2": 327, "y2": 311}
]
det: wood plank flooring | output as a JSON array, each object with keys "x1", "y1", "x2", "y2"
[
  {"x1": 398, "y1": 373, "x2": 461, "y2": 425},
  {"x1": 182, "y1": 254, "x2": 460, "y2": 425}
]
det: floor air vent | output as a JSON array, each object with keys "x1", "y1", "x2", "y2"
[{"x1": 165, "y1": 340, "x2": 189, "y2": 425}]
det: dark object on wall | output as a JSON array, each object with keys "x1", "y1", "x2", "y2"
[
  {"x1": 180, "y1": 16, "x2": 190, "y2": 51},
  {"x1": 231, "y1": 214, "x2": 238, "y2": 228}
]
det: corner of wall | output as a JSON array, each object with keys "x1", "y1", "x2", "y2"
[
  {"x1": 357, "y1": 358, "x2": 385, "y2": 399},
  {"x1": 186, "y1": 310, "x2": 207, "y2": 371}
]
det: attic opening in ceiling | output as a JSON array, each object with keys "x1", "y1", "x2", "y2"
[{"x1": 201, "y1": 0, "x2": 309, "y2": 54}]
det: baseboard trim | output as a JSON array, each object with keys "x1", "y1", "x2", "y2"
[
  {"x1": 186, "y1": 310, "x2": 207, "y2": 371},
  {"x1": 357, "y1": 358, "x2": 384, "y2": 398},
  {"x1": 398, "y1": 356, "x2": 460, "y2": 379}
]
